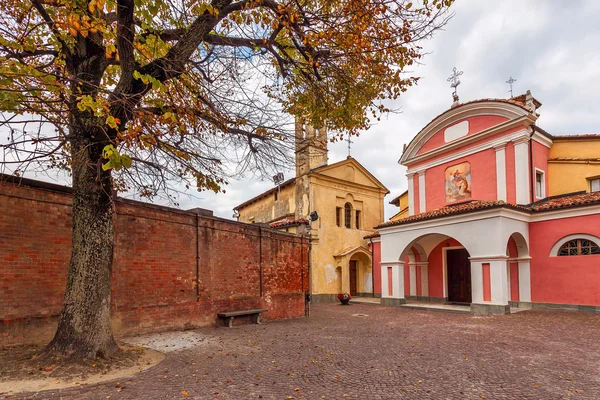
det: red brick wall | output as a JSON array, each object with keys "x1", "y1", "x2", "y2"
[{"x1": 0, "y1": 176, "x2": 309, "y2": 347}]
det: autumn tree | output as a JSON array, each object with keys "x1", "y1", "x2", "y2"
[{"x1": 0, "y1": 0, "x2": 453, "y2": 359}]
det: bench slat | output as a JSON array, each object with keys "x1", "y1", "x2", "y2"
[{"x1": 217, "y1": 308, "x2": 268, "y2": 318}]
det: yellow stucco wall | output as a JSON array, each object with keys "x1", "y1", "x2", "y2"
[
  {"x1": 237, "y1": 183, "x2": 296, "y2": 224},
  {"x1": 235, "y1": 158, "x2": 387, "y2": 299},
  {"x1": 389, "y1": 191, "x2": 409, "y2": 221},
  {"x1": 548, "y1": 138, "x2": 600, "y2": 196},
  {"x1": 307, "y1": 162, "x2": 386, "y2": 297}
]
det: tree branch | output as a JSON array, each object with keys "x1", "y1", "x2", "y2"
[{"x1": 29, "y1": 0, "x2": 72, "y2": 64}]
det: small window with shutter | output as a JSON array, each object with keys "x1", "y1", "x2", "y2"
[{"x1": 591, "y1": 178, "x2": 600, "y2": 192}]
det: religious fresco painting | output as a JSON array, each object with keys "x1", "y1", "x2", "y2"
[{"x1": 445, "y1": 162, "x2": 471, "y2": 203}]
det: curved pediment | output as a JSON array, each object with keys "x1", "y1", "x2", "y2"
[{"x1": 400, "y1": 100, "x2": 536, "y2": 166}]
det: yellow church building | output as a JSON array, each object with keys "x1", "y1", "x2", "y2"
[{"x1": 234, "y1": 119, "x2": 389, "y2": 302}]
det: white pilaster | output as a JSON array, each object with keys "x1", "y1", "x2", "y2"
[
  {"x1": 514, "y1": 137, "x2": 530, "y2": 205},
  {"x1": 470, "y1": 261, "x2": 484, "y2": 304},
  {"x1": 420, "y1": 263, "x2": 429, "y2": 297},
  {"x1": 418, "y1": 172, "x2": 426, "y2": 213},
  {"x1": 494, "y1": 143, "x2": 507, "y2": 201},
  {"x1": 407, "y1": 173, "x2": 415, "y2": 216},
  {"x1": 490, "y1": 260, "x2": 509, "y2": 305},
  {"x1": 380, "y1": 262, "x2": 405, "y2": 300},
  {"x1": 394, "y1": 263, "x2": 405, "y2": 300},
  {"x1": 409, "y1": 264, "x2": 417, "y2": 296},
  {"x1": 518, "y1": 260, "x2": 531, "y2": 302}
]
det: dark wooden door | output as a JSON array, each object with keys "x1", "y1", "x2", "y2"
[
  {"x1": 447, "y1": 249, "x2": 471, "y2": 303},
  {"x1": 349, "y1": 260, "x2": 358, "y2": 296}
]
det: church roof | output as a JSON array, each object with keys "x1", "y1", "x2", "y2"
[
  {"x1": 269, "y1": 215, "x2": 309, "y2": 228},
  {"x1": 400, "y1": 94, "x2": 539, "y2": 165},
  {"x1": 530, "y1": 191, "x2": 600, "y2": 211},
  {"x1": 233, "y1": 177, "x2": 296, "y2": 211},
  {"x1": 310, "y1": 156, "x2": 389, "y2": 193},
  {"x1": 375, "y1": 191, "x2": 600, "y2": 229},
  {"x1": 389, "y1": 190, "x2": 408, "y2": 206},
  {"x1": 551, "y1": 133, "x2": 600, "y2": 140},
  {"x1": 233, "y1": 157, "x2": 388, "y2": 211}
]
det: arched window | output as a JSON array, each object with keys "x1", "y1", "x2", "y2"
[
  {"x1": 344, "y1": 203, "x2": 352, "y2": 228},
  {"x1": 558, "y1": 239, "x2": 600, "y2": 256}
]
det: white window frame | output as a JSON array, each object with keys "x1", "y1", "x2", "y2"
[
  {"x1": 590, "y1": 177, "x2": 600, "y2": 192},
  {"x1": 549, "y1": 234, "x2": 600, "y2": 256},
  {"x1": 535, "y1": 168, "x2": 546, "y2": 199}
]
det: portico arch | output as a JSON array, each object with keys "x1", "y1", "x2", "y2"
[
  {"x1": 506, "y1": 232, "x2": 531, "y2": 305},
  {"x1": 334, "y1": 246, "x2": 372, "y2": 296},
  {"x1": 379, "y1": 208, "x2": 530, "y2": 314}
]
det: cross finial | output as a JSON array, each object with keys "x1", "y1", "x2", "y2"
[
  {"x1": 506, "y1": 76, "x2": 517, "y2": 98},
  {"x1": 345, "y1": 136, "x2": 353, "y2": 157},
  {"x1": 447, "y1": 67, "x2": 463, "y2": 104}
]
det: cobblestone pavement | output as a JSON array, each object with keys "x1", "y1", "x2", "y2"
[{"x1": 13, "y1": 304, "x2": 600, "y2": 400}]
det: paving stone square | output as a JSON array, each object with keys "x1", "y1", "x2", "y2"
[{"x1": 13, "y1": 304, "x2": 600, "y2": 399}]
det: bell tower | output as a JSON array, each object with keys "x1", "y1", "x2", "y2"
[
  {"x1": 295, "y1": 117, "x2": 328, "y2": 177},
  {"x1": 295, "y1": 117, "x2": 328, "y2": 220}
]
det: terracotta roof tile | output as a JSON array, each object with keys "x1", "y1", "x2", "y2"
[
  {"x1": 376, "y1": 200, "x2": 527, "y2": 229},
  {"x1": 364, "y1": 231, "x2": 380, "y2": 239},
  {"x1": 376, "y1": 192, "x2": 600, "y2": 229},
  {"x1": 269, "y1": 216, "x2": 309, "y2": 228},
  {"x1": 233, "y1": 177, "x2": 296, "y2": 211},
  {"x1": 530, "y1": 191, "x2": 600, "y2": 212},
  {"x1": 552, "y1": 134, "x2": 600, "y2": 140},
  {"x1": 548, "y1": 157, "x2": 600, "y2": 162}
]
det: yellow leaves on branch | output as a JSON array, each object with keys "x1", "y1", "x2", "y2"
[
  {"x1": 101, "y1": 145, "x2": 132, "y2": 171},
  {"x1": 59, "y1": 12, "x2": 105, "y2": 38}
]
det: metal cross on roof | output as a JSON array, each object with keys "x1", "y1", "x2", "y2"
[
  {"x1": 447, "y1": 67, "x2": 463, "y2": 103},
  {"x1": 345, "y1": 135, "x2": 354, "y2": 157},
  {"x1": 506, "y1": 76, "x2": 517, "y2": 98}
]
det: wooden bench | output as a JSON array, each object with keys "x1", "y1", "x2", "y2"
[{"x1": 217, "y1": 308, "x2": 268, "y2": 328}]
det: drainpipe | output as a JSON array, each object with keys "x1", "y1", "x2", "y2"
[{"x1": 369, "y1": 237, "x2": 375, "y2": 298}]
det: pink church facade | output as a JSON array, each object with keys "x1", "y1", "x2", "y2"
[{"x1": 372, "y1": 93, "x2": 600, "y2": 314}]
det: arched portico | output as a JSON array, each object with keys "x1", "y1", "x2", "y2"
[
  {"x1": 506, "y1": 232, "x2": 532, "y2": 307},
  {"x1": 379, "y1": 207, "x2": 530, "y2": 314},
  {"x1": 334, "y1": 246, "x2": 372, "y2": 296}
]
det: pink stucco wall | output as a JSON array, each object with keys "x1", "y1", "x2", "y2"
[
  {"x1": 426, "y1": 238, "x2": 464, "y2": 298},
  {"x1": 530, "y1": 215, "x2": 600, "y2": 306},
  {"x1": 416, "y1": 115, "x2": 510, "y2": 155},
  {"x1": 408, "y1": 127, "x2": 523, "y2": 213},
  {"x1": 403, "y1": 255, "x2": 410, "y2": 296},
  {"x1": 424, "y1": 148, "x2": 498, "y2": 212},
  {"x1": 532, "y1": 140, "x2": 550, "y2": 200},
  {"x1": 369, "y1": 241, "x2": 382, "y2": 296}
]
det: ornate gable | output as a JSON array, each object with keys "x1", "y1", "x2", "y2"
[{"x1": 400, "y1": 99, "x2": 537, "y2": 167}]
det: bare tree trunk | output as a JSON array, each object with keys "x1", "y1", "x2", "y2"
[{"x1": 45, "y1": 136, "x2": 119, "y2": 359}]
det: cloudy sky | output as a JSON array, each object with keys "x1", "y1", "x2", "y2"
[
  {"x1": 189, "y1": 0, "x2": 600, "y2": 220},
  {"x1": 8, "y1": 0, "x2": 600, "y2": 220}
]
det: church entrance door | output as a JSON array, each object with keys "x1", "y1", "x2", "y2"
[
  {"x1": 446, "y1": 248, "x2": 471, "y2": 304},
  {"x1": 349, "y1": 260, "x2": 358, "y2": 296}
]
